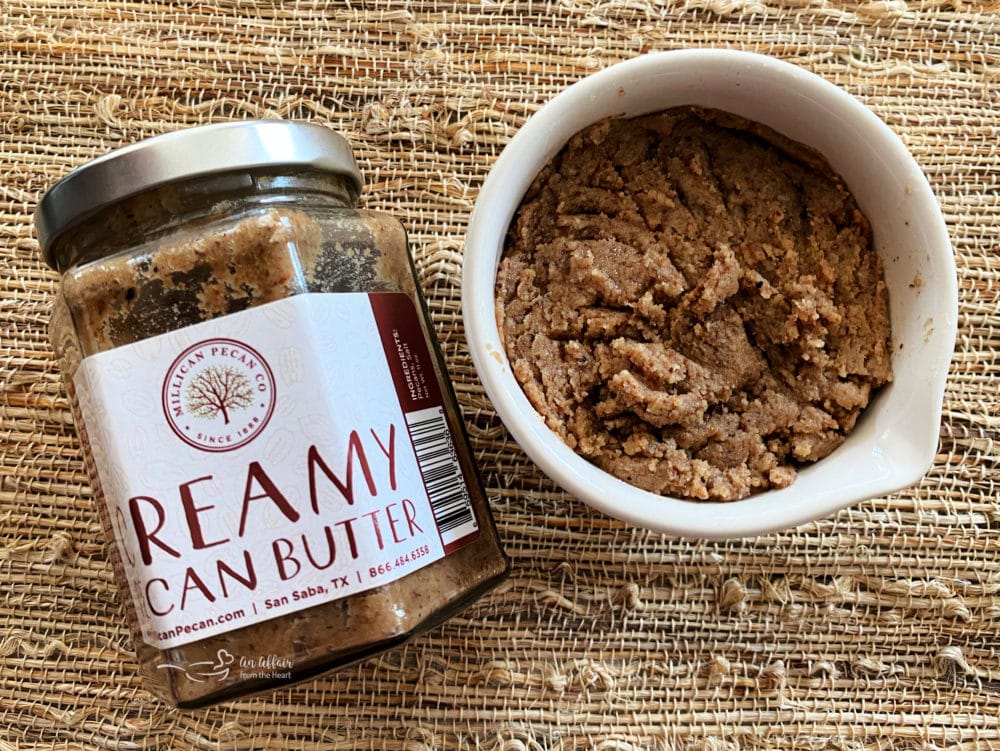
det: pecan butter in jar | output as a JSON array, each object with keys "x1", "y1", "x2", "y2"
[{"x1": 35, "y1": 121, "x2": 510, "y2": 708}]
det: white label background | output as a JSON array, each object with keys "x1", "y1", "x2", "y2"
[{"x1": 74, "y1": 293, "x2": 448, "y2": 649}]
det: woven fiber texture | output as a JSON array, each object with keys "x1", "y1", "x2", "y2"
[{"x1": 1, "y1": 1, "x2": 998, "y2": 749}]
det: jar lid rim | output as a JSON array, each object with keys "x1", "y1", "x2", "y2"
[{"x1": 34, "y1": 120, "x2": 364, "y2": 268}]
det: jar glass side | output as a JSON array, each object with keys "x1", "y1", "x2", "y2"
[{"x1": 47, "y1": 179, "x2": 508, "y2": 708}]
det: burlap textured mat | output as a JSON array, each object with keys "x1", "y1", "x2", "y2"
[{"x1": 1, "y1": 1, "x2": 998, "y2": 748}]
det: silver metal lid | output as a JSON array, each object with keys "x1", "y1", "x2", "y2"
[{"x1": 35, "y1": 120, "x2": 363, "y2": 268}]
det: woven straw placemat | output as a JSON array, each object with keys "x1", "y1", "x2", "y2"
[{"x1": 1, "y1": 1, "x2": 997, "y2": 748}]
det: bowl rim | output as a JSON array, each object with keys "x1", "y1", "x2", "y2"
[{"x1": 461, "y1": 49, "x2": 958, "y2": 538}]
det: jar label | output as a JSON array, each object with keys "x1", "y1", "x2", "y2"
[{"x1": 73, "y1": 292, "x2": 481, "y2": 649}]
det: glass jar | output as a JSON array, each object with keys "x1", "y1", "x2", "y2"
[{"x1": 35, "y1": 121, "x2": 509, "y2": 708}]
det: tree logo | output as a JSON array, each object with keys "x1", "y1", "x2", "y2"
[{"x1": 162, "y1": 338, "x2": 276, "y2": 452}]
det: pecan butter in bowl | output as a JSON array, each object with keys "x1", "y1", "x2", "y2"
[{"x1": 462, "y1": 50, "x2": 957, "y2": 539}]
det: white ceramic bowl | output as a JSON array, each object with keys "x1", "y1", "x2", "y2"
[{"x1": 462, "y1": 49, "x2": 957, "y2": 539}]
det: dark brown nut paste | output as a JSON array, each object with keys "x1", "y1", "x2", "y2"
[
  {"x1": 37, "y1": 122, "x2": 509, "y2": 707},
  {"x1": 496, "y1": 107, "x2": 893, "y2": 501}
]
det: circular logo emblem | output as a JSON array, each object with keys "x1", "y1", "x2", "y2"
[{"x1": 162, "y1": 338, "x2": 276, "y2": 453}]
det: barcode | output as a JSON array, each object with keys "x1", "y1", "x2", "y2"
[{"x1": 406, "y1": 406, "x2": 478, "y2": 546}]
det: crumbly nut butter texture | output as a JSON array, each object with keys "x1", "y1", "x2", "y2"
[
  {"x1": 496, "y1": 107, "x2": 893, "y2": 501},
  {"x1": 62, "y1": 208, "x2": 410, "y2": 354}
]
